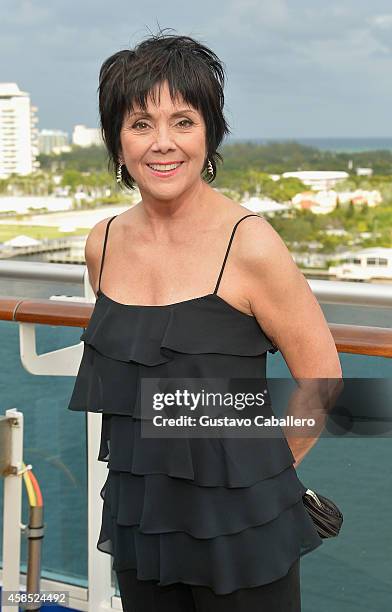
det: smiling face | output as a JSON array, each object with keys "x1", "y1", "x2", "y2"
[{"x1": 119, "y1": 80, "x2": 207, "y2": 200}]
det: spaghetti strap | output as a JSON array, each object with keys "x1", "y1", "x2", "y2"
[
  {"x1": 98, "y1": 215, "x2": 117, "y2": 293},
  {"x1": 213, "y1": 214, "x2": 261, "y2": 294}
]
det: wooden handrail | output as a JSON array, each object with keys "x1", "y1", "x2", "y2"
[
  {"x1": 0, "y1": 296, "x2": 93, "y2": 328},
  {"x1": 329, "y1": 322, "x2": 392, "y2": 358},
  {"x1": 0, "y1": 295, "x2": 391, "y2": 358}
]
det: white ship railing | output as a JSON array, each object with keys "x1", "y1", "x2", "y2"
[{"x1": 1, "y1": 260, "x2": 392, "y2": 308}]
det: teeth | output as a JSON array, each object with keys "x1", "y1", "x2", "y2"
[{"x1": 148, "y1": 163, "x2": 182, "y2": 171}]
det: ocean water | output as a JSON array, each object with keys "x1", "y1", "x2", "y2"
[
  {"x1": 227, "y1": 136, "x2": 392, "y2": 153},
  {"x1": 294, "y1": 137, "x2": 392, "y2": 152},
  {"x1": 0, "y1": 278, "x2": 391, "y2": 611}
]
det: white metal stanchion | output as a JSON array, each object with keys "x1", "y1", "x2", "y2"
[{"x1": 1, "y1": 408, "x2": 24, "y2": 612}]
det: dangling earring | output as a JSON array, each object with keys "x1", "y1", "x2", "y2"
[
  {"x1": 207, "y1": 159, "x2": 214, "y2": 175},
  {"x1": 116, "y1": 161, "x2": 123, "y2": 184}
]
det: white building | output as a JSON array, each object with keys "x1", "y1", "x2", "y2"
[
  {"x1": 38, "y1": 129, "x2": 70, "y2": 155},
  {"x1": 329, "y1": 248, "x2": 392, "y2": 281},
  {"x1": 72, "y1": 124, "x2": 102, "y2": 147},
  {"x1": 356, "y1": 167, "x2": 373, "y2": 177},
  {"x1": 282, "y1": 170, "x2": 349, "y2": 191},
  {"x1": 292, "y1": 190, "x2": 338, "y2": 214},
  {"x1": 241, "y1": 196, "x2": 289, "y2": 215},
  {"x1": 0, "y1": 82, "x2": 39, "y2": 179},
  {"x1": 336, "y1": 189, "x2": 382, "y2": 207}
]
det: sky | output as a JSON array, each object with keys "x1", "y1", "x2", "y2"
[{"x1": 1, "y1": 0, "x2": 392, "y2": 139}]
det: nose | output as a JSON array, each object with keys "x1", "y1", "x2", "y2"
[{"x1": 150, "y1": 124, "x2": 176, "y2": 153}]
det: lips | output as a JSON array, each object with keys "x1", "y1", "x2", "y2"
[
  {"x1": 146, "y1": 161, "x2": 185, "y2": 178},
  {"x1": 147, "y1": 162, "x2": 184, "y2": 171}
]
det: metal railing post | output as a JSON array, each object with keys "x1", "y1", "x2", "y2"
[{"x1": 1, "y1": 408, "x2": 24, "y2": 612}]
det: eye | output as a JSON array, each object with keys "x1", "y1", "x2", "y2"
[
  {"x1": 132, "y1": 121, "x2": 150, "y2": 130},
  {"x1": 177, "y1": 119, "x2": 194, "y2": 128}
]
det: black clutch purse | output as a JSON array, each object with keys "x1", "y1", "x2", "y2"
[{"x1": 303, "y1": 488, "x2": 343, "y2": 538}]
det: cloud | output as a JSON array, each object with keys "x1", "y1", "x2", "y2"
[
  {"x1": 1, "y1": 0, "x2": 392, "y2": 137},
  {"x1": 370, "y1": 13, "x2": 392, "y2": 29}
]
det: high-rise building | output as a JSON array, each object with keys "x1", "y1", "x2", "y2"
[
  {"x1": 0, "y1": 82, "x2": 39, "y2": 179},
  {"x1": 72, "y1": 124, "x2": 103, "y2": 147},
  {"x1": 38, "y1": 129, "x2": 70, "y2": 155}
]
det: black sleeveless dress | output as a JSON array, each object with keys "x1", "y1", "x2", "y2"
[{"x1": 68, "y1": 214, "x2": 323, "y2": 595}]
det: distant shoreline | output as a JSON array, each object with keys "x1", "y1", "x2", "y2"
[{"x1": 226, "y1": 137, "x2": 392, "y2": 153}]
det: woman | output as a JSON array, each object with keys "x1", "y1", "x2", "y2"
[{"x1": 68, "y1": 30, "x2": 342, "y2": 611}]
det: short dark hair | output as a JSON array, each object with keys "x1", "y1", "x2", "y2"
[{"x1": 98, "y1": 29, "x2": 231, "y2": 190}]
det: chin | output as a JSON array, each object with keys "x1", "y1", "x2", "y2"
[
  {"x1": 142, "y1": 182, "x2": 192, "y2": 200},
  {"x1": 152, "y1": 189, "x2": 185, "y2": 201}
]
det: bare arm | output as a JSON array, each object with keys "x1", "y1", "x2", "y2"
[
  {"x1": 239, "y1": 217, "x2": 341, "y2": 378},
  {"x1": 236, "y1": 217, "x2": 343, "y2": 465}
]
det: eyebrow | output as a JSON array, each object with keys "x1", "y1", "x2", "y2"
[{"x1": 129, "y1": 109, "x2": 197, "y2": 119}]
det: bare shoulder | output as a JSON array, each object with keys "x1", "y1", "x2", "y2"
[
  {"x1": 84, "y1": 215, "x2": 117, "y2": 295},
  {"x1": 231, "y1": 213, "x2": 289, "y2": 267},
  {"x1": 84, "y1": 216, "x2": 117, "y2": 266},
  {"x1": 232, "y1": 213, "x2": 311, "y2": 308}
]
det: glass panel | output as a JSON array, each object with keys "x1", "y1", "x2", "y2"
[
  {"x1": 0, "y1": 319, "x2": 87, "y2": 587},
  {"x1": 267, "y1": 353, "x2": 392, "y2": 612},
  {"x1": 267, "y1": 300, "x2": 391, "y2": 610},
  {"x1": 297, "y1": 438, "x2": 391, "y2": 612},
  {"x1": 320, "y1": 302, "x2": 391, "y2": 330}
]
